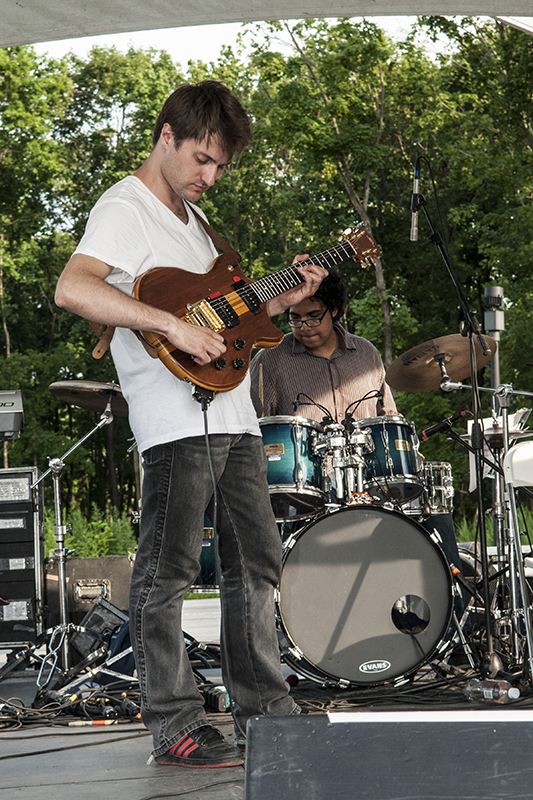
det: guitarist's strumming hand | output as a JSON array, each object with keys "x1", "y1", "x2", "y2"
[
  {"x1": 266, "y1": 255, "x2": 327, "y2": 318},
  {"x1": 168, "y1": 314, "x2": 227, "y2": 367}
]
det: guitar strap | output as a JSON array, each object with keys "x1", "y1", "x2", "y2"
[
  {"x1": 91, "y1": 202, "x2": 242, "y2": 360},
  {"x1": 184, "y1": 201, "x2": 242, "y2": 265}
]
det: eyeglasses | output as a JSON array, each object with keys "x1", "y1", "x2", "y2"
[{"x1": 288, "y1": 308, "x2": 329, "y2": 328}]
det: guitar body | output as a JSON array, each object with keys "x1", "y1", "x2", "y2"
[
  {"x1": 134, "y1": 253, "x2": 284, "y2": 392},
  {"x1": 134, "y1": 226, "x2": 380, "y2": 393}
]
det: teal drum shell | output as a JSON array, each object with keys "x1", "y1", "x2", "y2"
[
  {"x1": 259, "y1": 416, "x2": 326, "y2": 522},
  {"x1": 360, "y1": 415, "x2": 423, "y2": 504}
]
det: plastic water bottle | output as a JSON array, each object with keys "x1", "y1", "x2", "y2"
[{"x1": 464, "y1": 678, "x2": 520, "y2": 704}]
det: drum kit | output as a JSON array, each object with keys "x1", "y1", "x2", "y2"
[
  {"x1": 262, "y1": 333, "x2": 533, "y2": 690},
  {"x1": 262, "y1": 412, "x2": 458, "y2": 687},
  {"x1": 34, "y1": 333, "x2": 533, "y2": 694}
]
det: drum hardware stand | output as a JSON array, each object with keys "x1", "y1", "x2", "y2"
[
  {"x1": 439, "y1": 382, "x2": 533, "y2": 679},
  {"x1": 315, "y1": 419, "x2": 373, "y2": 503},
  {"x1": 413, "y1": 178, "x2": 504, "y2": 676},
  {"x1": 29, "y1": 401, "x2": 116, "y2": 681},
  {"x1": 314, "y1": 421, "x2": 347, "y2": 502},
  {"x1": 345, "y1": 421, "x2": 374, "y2": 496},
  {"x1": 498, "y1": 385, "x2": 533, "y2": 680},
  {"x1": 436, "y1": 608, "x2": 476, "y2": 673}
]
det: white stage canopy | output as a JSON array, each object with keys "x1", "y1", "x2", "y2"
[{"x1": 1, "y1": 0, "x2": 533, "y2": 49}]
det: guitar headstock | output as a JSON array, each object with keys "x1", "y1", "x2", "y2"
[{"x1": 342, "y1": 226, "x2": 381, "y2": 268}]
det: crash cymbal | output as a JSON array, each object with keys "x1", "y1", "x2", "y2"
[
  {"x1": 386, "y1": 334, "x2": 497, "y2": 392},
  {"x1": 49, "y1": 380, "x2": 128, "y2": 417}
]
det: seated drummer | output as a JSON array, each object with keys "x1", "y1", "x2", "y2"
[
  {"x1": 250, "y1": 272, "x2": 465, "y2": 605},
  {"x1": 250, "y1": 270, "x2": 397, "y2": 423}
]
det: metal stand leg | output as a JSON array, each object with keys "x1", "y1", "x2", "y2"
[{"x1": 28, "y1": 404, "x2": 115, "y2": 682}]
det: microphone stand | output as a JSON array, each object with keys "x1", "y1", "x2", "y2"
[
  {"x1": 30, "y1": 403, "x2": 115, "y2": 680},
  {"x1": 415, "y1": 192, "x2": 500, "y2": 676}
]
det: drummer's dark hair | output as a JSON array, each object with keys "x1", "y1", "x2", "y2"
[{"x1": 311, "y1": 271, "x2": 347, "y2": 321}]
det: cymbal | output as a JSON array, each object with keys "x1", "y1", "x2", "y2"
[
  {"x1": 49, "y1": 380, "x2": 128, "y2": 417},
  {"x1": 386, "y1": 334, "x2": 497, "y2": 392}
]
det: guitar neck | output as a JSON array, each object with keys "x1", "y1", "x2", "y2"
[{"x1": 243, "y1": 240, "x2": 357, "y2": 306}]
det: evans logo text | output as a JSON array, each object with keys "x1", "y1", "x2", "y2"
[{"x1": 359, "y1": 660, "x2": 391, "y2": 674}]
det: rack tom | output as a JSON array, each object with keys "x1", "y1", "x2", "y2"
[
  {"x1": 259, "y1": 416, "x2": 326, "y2": 522},
  {"x1": 361, "y1": 415, "x2": 423, "y2": 504}
]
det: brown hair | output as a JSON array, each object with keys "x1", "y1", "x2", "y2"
[{"x1": 152, "y1": 80, "x2": 252, "y2": 156}]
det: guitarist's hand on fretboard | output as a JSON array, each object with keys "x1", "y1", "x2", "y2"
[{"x1": 266, "y1": 255, "x2": 328, "y2": 318}]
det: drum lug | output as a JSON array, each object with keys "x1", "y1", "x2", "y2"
[
  {"x1": 428, "y1": 528, "x2": 443, "y2": 547},
  {"x1": 393, "y1": 674, "x2": 410, "y2": 687},
  {"x1": 283, "y1": 533, "x2": 298, "y2": 551},
  {"x1": 288, "y1": 645, "x2": 303, "y2": 661}
]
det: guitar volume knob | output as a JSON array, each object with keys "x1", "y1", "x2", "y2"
[
  {"x1": 233, "y1": 358, "x2": 245, "y2": 370},
  {"x1": 215, "y1": 358, "x2": 228, "y2": 370},
  {"x1": 233, "y1": 338, "x2": 246, "y2": 350}
]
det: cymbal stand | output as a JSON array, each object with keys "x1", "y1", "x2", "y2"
[
  {"x1": 31, "y1": 402, "x2": 115, "y2": 681},
  {"x1": 416, "y1": 185, "x2": 499, "y2": 675},
  {"x1": 443, "y1": 379, "x2": 533, "y2": 677},
  {"x1": 495, "y1": 384, "x2": 533, "y2": 677}
]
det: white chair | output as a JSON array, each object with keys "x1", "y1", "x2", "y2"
[{"x1": 503, "y1": 440, "x2": 533, "y2": 487}]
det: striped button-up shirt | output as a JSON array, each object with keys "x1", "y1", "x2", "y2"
[{"x1": 250, "y1": 324, "x2": 397, "y2": 424}]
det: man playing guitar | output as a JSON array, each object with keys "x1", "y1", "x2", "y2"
[{"x1": 55, "y1": 80, "x2": 326, "y2": 768}]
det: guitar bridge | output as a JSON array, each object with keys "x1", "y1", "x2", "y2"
[{"x1": 184, "y1": 300, "x2": 226, "y2": 333}]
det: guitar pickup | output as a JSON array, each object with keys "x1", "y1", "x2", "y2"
[
  {"x1": 216, "y1": 298, "x2": 240, "y2": 328},
  {"x1": 184, "y1": 300, "x2": 226, "y2": 332},
  {"x1": 236, "y1": 287, "x2": 262, "y2": 315}
]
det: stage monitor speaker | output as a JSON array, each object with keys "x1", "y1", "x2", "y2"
[
  {"x1": 70, "y1": 596, "x2": 128, "y2": 658},
  {"x1": 244, "y1": 711, "x2": 533, "y2": 800},
  {"x1": 0, "y1": 467, "x2": 44, "y2": 647}
]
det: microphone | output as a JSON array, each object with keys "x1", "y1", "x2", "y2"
[
  {"x1": 418, "y1": 410, "x2": 466, "y2": 441},
  {"x1": 410, "y1": 158, "x2": 421, "y2": 242}
]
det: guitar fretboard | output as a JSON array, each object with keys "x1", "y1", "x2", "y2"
[{"x1": 237, "y1": 239, "x2": 358, "y2": 307}]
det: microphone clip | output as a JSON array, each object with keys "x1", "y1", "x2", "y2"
[{"x1": 411, "y1": 193, "x2": 424, "y2": 213}]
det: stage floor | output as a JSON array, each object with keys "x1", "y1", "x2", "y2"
[{"x1": 1, "y1": 599, "x2": 533, "y2": 800}]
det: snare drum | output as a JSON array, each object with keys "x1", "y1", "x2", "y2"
[
  {"x1": 259, "y1": 416, "x2": 326, "y2": 521},
  {"x1": 424, "y1": 461, "x2": 454, "y2": 515},
  {"x1": 277, "y1": 505, "x2": 452, "y2": 685},
  {"x1": 361, "y1": 416, "x2": 423, "y2": 504},
  {"x1": 403, "y1": 461, "x2": 454, "y2": 518}
]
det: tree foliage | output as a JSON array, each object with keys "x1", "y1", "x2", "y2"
[{"x1": 0, "y1": 18, "x2": 532, "y2": 531}]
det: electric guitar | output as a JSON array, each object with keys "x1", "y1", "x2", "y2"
[{"x1": 134, "y1": 226, "x2": 380, "y2": 392}]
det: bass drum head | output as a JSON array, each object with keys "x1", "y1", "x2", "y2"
[{"x1": 278, "y1": 506, "x2": 452, "y2": 685}]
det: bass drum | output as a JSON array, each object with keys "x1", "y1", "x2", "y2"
[{"x1": 277, "y1": 505, "x2": 452, "y2": 685}]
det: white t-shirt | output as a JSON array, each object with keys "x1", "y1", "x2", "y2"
[{"x1": 75, "y1": 175, "x2": 261, "y2": 452}]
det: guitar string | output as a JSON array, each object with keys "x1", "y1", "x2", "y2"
[{"x1": 207, "y1": 239, "x2": 361, "y2": 319}]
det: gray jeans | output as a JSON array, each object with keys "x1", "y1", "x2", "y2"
[{"x1": 129, "y1": 432, "x2": 297, "y2": 755}]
